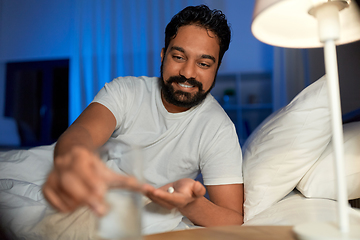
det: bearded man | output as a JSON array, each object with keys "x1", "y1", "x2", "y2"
[{"x1": 43, "y1": 4, "x2": 244, "y2": 233}]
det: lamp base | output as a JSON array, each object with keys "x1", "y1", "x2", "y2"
[{"x1": 293, "y1": 222, "x2": 360, "y2": 240}]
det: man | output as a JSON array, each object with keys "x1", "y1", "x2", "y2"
[{"x1": 43, "y1": 5, "x2": 244, "y2": 229}]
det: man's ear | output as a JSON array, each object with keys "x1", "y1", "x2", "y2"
[{"x1": 160, "y1": 48, "x2": 165, "y2": 62}]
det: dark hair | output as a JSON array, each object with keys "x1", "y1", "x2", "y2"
[{"x1": 164, "y1": 5, "x2": 231, "y2": 66}]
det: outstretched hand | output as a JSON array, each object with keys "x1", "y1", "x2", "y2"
[
  {"x1": 144, "y1": 178, "x2": 206, "y2": 210},
  {"x1": 42, "y1": 146, "x2": 144, "y2": 216}
]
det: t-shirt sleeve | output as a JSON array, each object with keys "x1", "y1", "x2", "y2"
[
  {"x1": 200, "y1": 121, "x2": 243, "y2": 186},
  {"x1": 91, "y1": 77, "x2": 133, "y2": 130}
]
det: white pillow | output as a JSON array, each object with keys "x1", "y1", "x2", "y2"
[
  {"x1": 242, "y1": 75, "x2": 331, "y2": 222},
  {"x1": 297, "y1": 121, "x2": 360, "y2": 200}
]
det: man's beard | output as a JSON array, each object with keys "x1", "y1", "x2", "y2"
[{"x1": 160, "y1": 63, "x2": 216, "y2": 109}]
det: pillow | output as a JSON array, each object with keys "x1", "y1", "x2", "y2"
[
  {"x1": 297, "y1": 121, "x2": 360, "y2": 200},
  {"x1": 242, "y1": 75, "x2": 331, "y2": 222}
]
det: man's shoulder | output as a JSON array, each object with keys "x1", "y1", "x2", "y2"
[
  {"x1": 107, "y1": 76, "x2": 159, "y2": 93},
  {"x1": 112, "y1": 76, "x2": 158, "y2": 84},
  {"x1": 196, "y1": 95, "x2": 233, "y2": 125},
  {"x1": 201, "y1": 94, "x2": 227, "y2": 114}
]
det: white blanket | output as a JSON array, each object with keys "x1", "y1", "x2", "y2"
[
  {"x1": 244, "y1": 190, "x2": 360, "y2": 226},
  {"x1": 0, "y1": 144, "x2": 187, "y2": 239}
]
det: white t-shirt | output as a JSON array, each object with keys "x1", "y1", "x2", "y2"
[{"x1": 92, "y1": 76, "x2": 243, "y2": 188}]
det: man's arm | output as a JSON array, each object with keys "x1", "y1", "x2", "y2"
[
  {"x1": 54, "y1": 102, "x2": 116, "y2": 156},
  {"x1": 145, "y1": 180, "x2": 244, "y2": 226},
  {"x1": 181, "y1": 184, "x2": 244, "y2": 226},
  {"x1": 43, "y1": 103, "x2": 142, "y2": 215}
]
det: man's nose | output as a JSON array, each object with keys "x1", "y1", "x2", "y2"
[{"x1": 179, "y1": 61, "x2": 196, "y2": 80}]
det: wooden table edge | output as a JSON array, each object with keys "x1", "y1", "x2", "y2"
[{"x1": 144, "y1": 225, "x2": 297, "y2": 240}]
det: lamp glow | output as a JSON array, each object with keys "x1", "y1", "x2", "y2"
[
  {"x1": 251, "y1": 0, "x2": 360, "y2": 239},
  {"x1": 252, "y1": 0, "x2": 360, "y2": 48}
]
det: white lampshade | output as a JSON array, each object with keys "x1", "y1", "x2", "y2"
[{"x1": 252, "y1": 0, "x2": 360, "y2": 48}]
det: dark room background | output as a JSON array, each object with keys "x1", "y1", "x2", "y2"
[{"x1": 1, "y1": 0, "x2": 360, "y2": 148}]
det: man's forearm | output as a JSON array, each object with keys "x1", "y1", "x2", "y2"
[
  {"x1": 54, "y1": 125, "x2": 96, "y2": 159},
  {"x1": 178, "y1": 196, "x2": 243, "y2": 227}
]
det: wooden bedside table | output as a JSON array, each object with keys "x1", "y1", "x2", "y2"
[{"x1": 144, "y1": 225, "x2": 297, "y2": 240}]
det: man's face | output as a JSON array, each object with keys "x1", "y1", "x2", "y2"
[{"x1": 160, "y1": 24, "x2": 220, "y2": 112}]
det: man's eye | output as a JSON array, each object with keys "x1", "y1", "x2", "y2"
[
  {"x1": 199, "y1": 62, "x2": 210, "y2": 68},
  {"x1": 173, "y1": 56, "x2": 184, "y2": 60}
]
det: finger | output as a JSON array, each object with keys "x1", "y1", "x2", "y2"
[
  {"x1": 71, "y1": 155, "x2": 142, "y2": 214},
  {"x1": 87, "y1": 197, "x2": 109, "y2": 216},
  {"x1": 54, "y1": 190, "x2": 80, "y2": 212},
  {"x1": 55, "y1": 154, "x2": 105, "y2": 212},
  {"x1": 97, "y1": 163, "x2": 142, "y2": 192},
  {"x1": 50, "y1": 168, "x2": 91, "y2": 212},
  {"x1": 70, "y1": 150, "x2": 108, "y2": 198},
  {"x1": 50, "y1": 148, "x2": 109, "y2": 214},
  {"x1": 85, "y1": 150, "x2": 143, "y2": 193},
  {"x1": 43, "y1": 180, "x2": 75, "y2": 212},
  {"x1": 43, "y1": 183, "x2": 68, "y2": 212},
  {"x1": 108, "y1": 174, "x2": 141, "y2": 191},
  {"x1": 146, "y1": 190, "x2": 176, "y2": 210},
  {"x1": 142, "y1": 183, "x2": 157, "y2": 195},
  {"x1": 58, "y1": 170, "x2": 99, "y2": 208},
  {"x1": 61, "y1": 163, "x2": 109, "y2": 215},
  {"x1": 58, "y1": 172, "x2": 107, "y2": 216},
  {"x1": 151, "y1": 189, "x2": 191, "y2": 208}
]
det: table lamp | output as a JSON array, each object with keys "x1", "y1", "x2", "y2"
[{"x1": 251, "y1": 0, "x2": 360, "y2": 239}]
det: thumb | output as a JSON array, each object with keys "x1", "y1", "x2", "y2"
[
  {"x1": 192, "y1": 181, "x2": 206, "y2": 198},
  {"x1": 107, "y1": 174, "x2": 142, "y2": 191}
]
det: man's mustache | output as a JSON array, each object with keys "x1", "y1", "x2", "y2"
[{"x1": 167, "y1": 76, "x2": 203, "y2": 91}]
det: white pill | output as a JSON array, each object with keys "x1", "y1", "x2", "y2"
[{"x1": 167, "y1": 187, "x2": 175, "y2": 193}]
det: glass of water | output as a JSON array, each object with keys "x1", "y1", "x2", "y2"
[{"x1": 97, "y1": 141, "x2": 143, "y2": 240}]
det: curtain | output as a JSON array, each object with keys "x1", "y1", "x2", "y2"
[
  {"x1": 69, "y1": 0, "x2": 202, "y2": 123},
  {"x1": 272, "y1": 47, "x2": 311, "y2": 111}
]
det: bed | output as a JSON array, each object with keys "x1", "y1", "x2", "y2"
[{"x1": 1, "y1": 75, "x2": 360, "y2": 239}]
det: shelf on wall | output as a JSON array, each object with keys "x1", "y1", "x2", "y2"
[
  {"x1": 211, "y1": 71, "x2": 273, "y2": 145},
  {"x1": 223, "y1": 103, "x2": 273, "y2": 111}
]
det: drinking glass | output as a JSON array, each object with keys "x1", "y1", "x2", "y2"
[{"x1": 97, "y1": 141, "x2": 143, "y2": 240}]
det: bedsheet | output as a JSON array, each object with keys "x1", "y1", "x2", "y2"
[
  {"x1": 244, "y1": 190, "x2": 360, "y2": 226},
  {"x1": 1, "y1": 145, "x2": 359, "y2": 239},
  {"x1": 0, "y1": 144, "x2": 186, "y2": 239}
]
